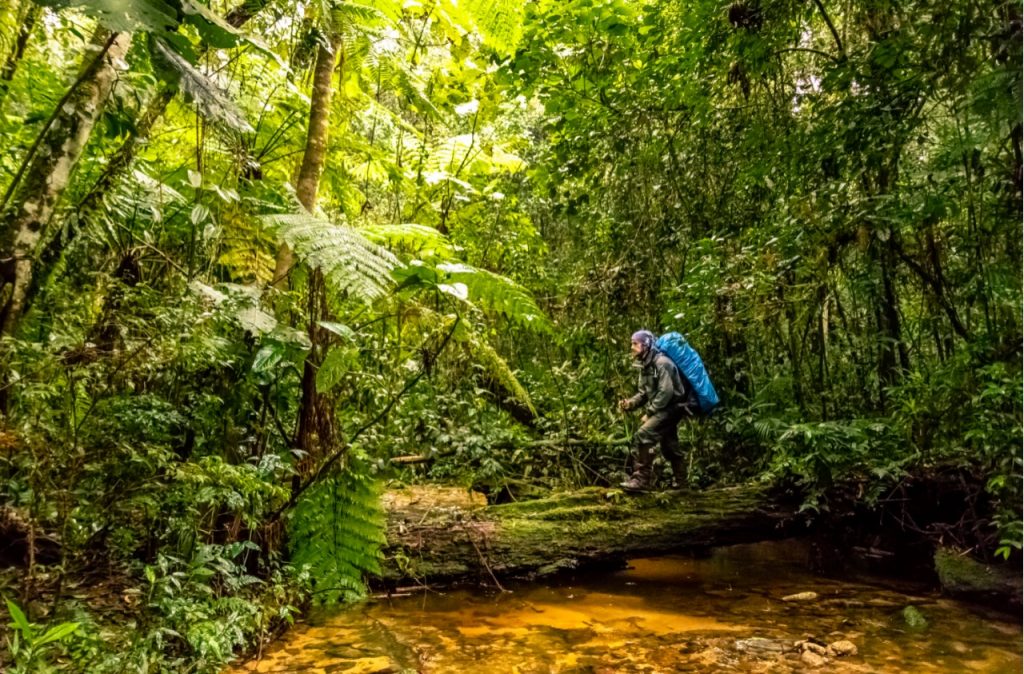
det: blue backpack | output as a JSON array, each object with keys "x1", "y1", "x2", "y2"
[{"x1": 655, "y1": 332, "x2": 720, "y2": 414}]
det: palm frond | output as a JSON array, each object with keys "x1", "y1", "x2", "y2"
[{"x1": 264, "y1": 212, "x2": 398, "y2": 302}]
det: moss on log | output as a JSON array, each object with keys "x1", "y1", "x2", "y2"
[{"x1": 377, "y1": 484, "x2": 800, "y2": 585}]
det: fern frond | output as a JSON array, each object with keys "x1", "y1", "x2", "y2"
[
  {"x1": 403, "y1": 305, "x2": 536, "y2": 414},
  {"x1": 459, "y1": 323, "x2": 536, "y2": 415},
  {"x1": 414, "y1": 134, "x2": 526, "y2": 184},
  {"x1": 360, "y1": 223, "x2": 454, "y2": 258},
  {"x1": 460, "y1": 0, "x2": 525, "y2": 56},
  {"x1": 422, "y1": 134, "x2": 481, "y2": 174},
  {"x1": 436, "y1": 262, "x2": 551, "y2": 333},
  {"x1": 288, "y1": 465, "x2": 385, "y2": 605},
  {"x1": 264, "y1": 212, "x2": 398, "y2": 302},
  {"x1": 153, "y1": 39, "x2": 253, "y2": 133},
  {"x1": 356, "y1": 92, "x2": 425, "y2": 141},
  {"x1": 331, "y1": 1, "x2": 390, "y2": 30}
]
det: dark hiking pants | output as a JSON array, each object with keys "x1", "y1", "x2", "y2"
[{"x1": 630, "y1": 403, "x2": 690, "y2": 484}]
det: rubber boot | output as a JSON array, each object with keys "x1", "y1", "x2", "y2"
[
  {"x1": 621, "y1": 447, "x2": 654, "y2": 491},
  {"x1": 668, "y1": 457, "x2": 686, "y2": 490}
]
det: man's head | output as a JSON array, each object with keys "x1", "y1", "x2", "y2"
[{"x1": 630, "y1": 330, "x2": 656, "y2": 359}]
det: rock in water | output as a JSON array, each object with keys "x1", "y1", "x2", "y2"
[
  {"x1": 796, "y1": 640, "x2": 828, "y2": 656},
  {"x1": 734, "y1": 637, "x2": 792, "y2": 654},
  {"x1": 782, "y1": 591, "x2": 819, "y2": 602},
  {"x1": 827, "y1": 640, "x2": 858, "y2": 657},
  {"x1": 800, "y1": 650, "x2": 826, "y2": 668}
]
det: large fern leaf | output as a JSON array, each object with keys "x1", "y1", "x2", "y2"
[
  {"x1": 436, "y1": 262, "x2": 550, "y2": 333},
  {"x1": 38, "y1": 0, "x2": 178, "y2": 32},
  {"x1": 264, "y1": 212, "x2": 398, "y2": 302},
  {"x1": 152, "y1": 38, "x2": 254, "y2": 133},
  {"x1": 401, "y1": 304, "x2": 536, "y2": 414},
  {"x1": 461, "y1": 0, "x2": 525, "y2": 56},
  {"x1": 288, "y1": 465, "x2": 385, "y2": 605},
  {"x1": 458, "y1": 323, "x2": 536, "y2": 415},
  {"x1": 360, "y1": 223, "x2": 454, "y2": 258}
]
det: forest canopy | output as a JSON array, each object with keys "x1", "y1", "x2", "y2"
[{"x1": 0, "y1": 0, "x2": 1020, "y2": 670}]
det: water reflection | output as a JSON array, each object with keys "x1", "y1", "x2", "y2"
[{"x1": 233, "y1": 540, "x2": 1021, "y2": 673}]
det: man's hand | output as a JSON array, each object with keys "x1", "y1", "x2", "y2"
[
  {"x1": 618, "y1": 399, "x2": 630, "y2": 411},
  {"x1": 641, "y1": 414, "x2": 649, "y2": 424}
]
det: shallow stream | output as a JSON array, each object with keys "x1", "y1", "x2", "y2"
[{"x1": 234, "y1": 540, "x2": 1021, "y2": 673}]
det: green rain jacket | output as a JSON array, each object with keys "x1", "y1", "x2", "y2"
[{"x1": 625, "y1": 347, "x2": 695, "y2": 415}]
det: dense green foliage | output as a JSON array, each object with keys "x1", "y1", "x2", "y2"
[{"x1": 0, "y1": 0, "x2": 1019, "y2": 670}]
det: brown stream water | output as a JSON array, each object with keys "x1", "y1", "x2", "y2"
[{"x1": 233, "y1": 540, "x2": 1021, "y2": 673}]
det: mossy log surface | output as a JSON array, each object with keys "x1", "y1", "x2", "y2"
[{"x1": 377, "y1": 484, "x2": 800, "y2": 586}]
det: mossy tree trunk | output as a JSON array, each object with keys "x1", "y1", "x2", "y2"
[
  {"x1": 377, "y1": 485, "x2": 801, "y2": 586},
  {"x1": 0, "y1": 29, "x2": 131, "y2": 335}
]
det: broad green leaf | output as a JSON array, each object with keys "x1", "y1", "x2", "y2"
[
  {"x1": 38, "y1": 0, "x2": 178, "y2": 32},
  {"x1": 5, "y1": 598, "x2": 31, "y2": 637},
  {"x1": 316, "y1": 347, "x2": 357, "y2": 393},
  {"x1": 35, "y1": 622, "x2": 80, "y2": 647}
]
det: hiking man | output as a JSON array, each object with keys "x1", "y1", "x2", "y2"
[{"x1": 618, "y1": 330, "x2": 698, "y2": 491}]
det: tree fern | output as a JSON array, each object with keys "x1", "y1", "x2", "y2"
[
  {"x1": 288, "y1": 464, "x2": 385, "y2": 605},
  {"x1": 264, "y1": 212, "x2": 398, "y2": 302}
]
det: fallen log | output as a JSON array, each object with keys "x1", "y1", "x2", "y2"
[{"x1": 377, "y1": 483, "x2": 802, "y2": 586}]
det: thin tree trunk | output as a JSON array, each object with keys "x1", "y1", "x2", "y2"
[
  {"x1": 0, "y1": 30, "x2": 132, "y2": 336},
  {"x1": 0, "y1": 4, "x2": 39, "y2": 87},
  {"x1": 26, "y1": 0, "x2": 270, "y2": 317},
  {"x1": 287, "y1": 32, "x2": 344, "y2": 489},
  {"x1": 73, "y1": 0, "x2": 265, "y2": 219},
  {"x1": 273, "y1": 33, "x2": 344, "y2": 286}
]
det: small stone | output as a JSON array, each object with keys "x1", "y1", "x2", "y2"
[
  {"x1": 735, "y1": 637, "x2": 792, "y2": 654},
  {"x1": 796, "y1": 640, "x2": 828, "y2": 656},
  {"x1": 782, "y1": 591, "x2": 819, "y2": 602},
  {"x1": 800, "y1": 650, "x2": 826, "y2": 668},
  {"x1": 828, "y1": 640, "x2": 858, "y2": 657}
]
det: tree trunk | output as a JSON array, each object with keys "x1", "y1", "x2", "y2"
[
  {"x1": 0, "y1": 30, "x2": 131, "y2": 336},
  {"x1": 274, "y1": 33, "x2": 343, "y2": 286},
  {"x1": 287, "y1": 32, "x2": 344, "y2": 488},
  {"x1": 0, "y1": 4, "x2": 39, "y2": 88},
  {"x1": 377, "y1": 484, "x2": 801, "y2": 585},
  {"x1": 27, "y1": 0, "x2": 269, "y2": 317},
  {"x1": 71, "y1": 0, "x2": 267, "y2": 222}
]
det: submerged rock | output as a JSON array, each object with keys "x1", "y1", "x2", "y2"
[
  {"x1": 800, "y1": 650, "x2": 827, "y2": 668},
  {"x1": 782, "y1": 591, "x2": 819, "y2": 602},
  {"x1": 827, "y1": 640, "x2": 858, "y2": 657},
  {"x1": 734, "y1": 637, "x2": 794, "y2": 654},
  {"x1": 796, "y1": 640, "x2": 828, "y2": 656}
]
